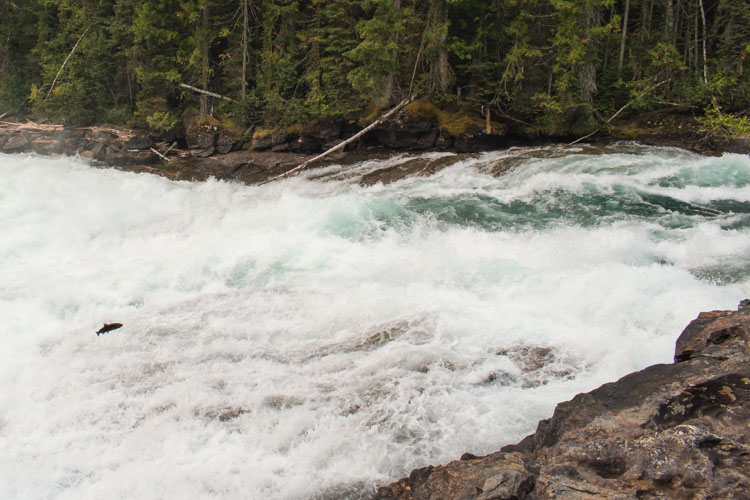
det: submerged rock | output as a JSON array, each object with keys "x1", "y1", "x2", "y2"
[
  {"x1": 359, "y1": 154, "x2": 472, "y2": 186},
  {"x1": 376, "y1": 301, "x2": 750, "y2": 499}
]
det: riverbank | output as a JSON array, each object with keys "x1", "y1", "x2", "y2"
[
  {"x1": 2, "y1": 107, "x2": 749, "y2": 187},
  {"x1": 376, "y1": 301, "x2": 750, "y2": 499}
]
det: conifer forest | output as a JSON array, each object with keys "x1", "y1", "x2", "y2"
[{"x1": 1, "y1": 1, "x2": 749, "y2": 136}]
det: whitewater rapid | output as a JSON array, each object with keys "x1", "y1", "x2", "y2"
[{"x1": 1, "y1": 145, "x2": 749, "y2": 498}]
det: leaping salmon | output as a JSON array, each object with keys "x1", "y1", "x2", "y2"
[{"x1": 96, "y1": 323, "x2": 123, "y2": 336}]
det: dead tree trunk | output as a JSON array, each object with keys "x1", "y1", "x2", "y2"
[
  {"x1": 698, "y1": 0, "x2": 708, "y2": 84},
  {"x1": 618, "y1": 0, "x2": 630, "y2": 73},
  {"x1": 569, "y1": 79, "x2": 670, "y2": 145},
  {"x1": 179, "y1": 83, "x2": 233, "y2": 101},
  {"x1": 260, "y1": 97, "x2": 414, "y2": 185},
  {"x1": 200, "y1": 1, "x2": 211, "y2": 117},
  {"x1": 45, "y1": 25, "x2": 91, "y2": 101}
]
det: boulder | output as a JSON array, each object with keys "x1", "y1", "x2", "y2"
[
  {"x1": 188, "y1": 129, "x2": 217, "y2": 150},
  {"x1": 309, "y1": 121, "x2": 341, "y2": 141},
  {"x1": 31, "y1": 138, "x2": 62, "y2": 155},
  {"x1": 360, "y1": 155, "x2": 469, "y2": 186},
  {"x1": 216, "y1": 130, "x2": 241, "y2": 154},
  {"x1": 123, "y1": 134, "x2": 152, "y2": 150},
  {"x1": 377, "y1": 301, "x2": 750, "y2": 499},
  {"x1": 454, "y1": 124, "x2": 487, "y2": 152},
  {"x1": 413, "y1": 128, "x2": 439, "y2": 150},
  {"x1": 88, "y1": 142, "x2": 107, "y2": 160},
  {"x1": 2, "y1": 133, "x2": 29, "y2": 152},
  {"x1": 190, "y1": 147, "x2": 215, "y2": 158},
  {"x1": 252, "y1": 131, "x2": 288, "y2": 151},
  {"x1": 436, "y1": 131, "x2": 455, "y2": 149},
  {"x1": 288, "y1": 134, "x2": 320, "y2": 153},
  {"x1": 62, "y1": 138, "x2": 83, "y2": 155},
  {"x1": 726, "y1": 134, "x2": 750, "y2": 155}
]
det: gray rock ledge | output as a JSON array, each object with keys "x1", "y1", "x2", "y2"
[{"x1": 376, "y1": 301, "x2": 750, "y2": 499}]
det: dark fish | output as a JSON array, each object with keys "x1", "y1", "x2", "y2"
[{"x1": 96, "y1": 323, "x2": 123, "y2": 336}]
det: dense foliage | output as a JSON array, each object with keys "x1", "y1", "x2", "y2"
[{"x1": 1, "y1": 0, "x2": 749, "y2": 134}]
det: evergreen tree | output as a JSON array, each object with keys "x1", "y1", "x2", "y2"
[{"x1": 1, "y1": 0, "x2": 749, "y2": 131}]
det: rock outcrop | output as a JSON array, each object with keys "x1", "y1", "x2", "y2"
[{"x1": 376, "y1": 301, "x2": 750, "y2": 499}]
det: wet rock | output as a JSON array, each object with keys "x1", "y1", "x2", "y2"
[
  {"x1": 179, "y1": 151, "x2": 307, "y2": 184},
  {"x1": 288, "y1": 134, "x2": 320, "y2": 153},
  {"x1": 723, "y1": 134, "x2": 750, "y2": 155},
  {"x1": 216, "y1": 130, "x2": 241, "y2": 154},
  {"x1": 188, "y1": 129, "x2": 217, "y2": 150},
  {"x1": 103, "y1": 150, "x2": 156, "y2": 166},
  {"x1": 123, "y1": 134, "x2": 151, "y2": 150},
  {"x1": 454, "y1": 125, "x2": 488, "y2": 152},
  {"x1": 89, "y1": 142, "x2": 107, "y2": 160},
  {"x1": 54, "y1": 128, "x2": 85, "y2": 141},
  {"x1": 309, "y1": 121, "x2": 341, "y2": 141},
  {"x1": 373, "y1": 126, "x2": 436, "y2": 150},
  {"x1": 31, "y1": 138, "x2": 62, "y2": 155},
  {"x1": 252, "y1": 131, "x2": 288, "y2": 151},
  {"x1": 3, "y1": 133, "x2": 29, "y2": 152},
  {"x1": 413, "y1": 128, "x2": 439, "y2": 150},
  {"x1": 359, "y1": 155, "x2": 467, "y2": 186},
  {"x1": 90, "y1": 129, "x2": 117, "y2": 141},
  {"x1": 62, "y1": 138, "x2": 83, "y2": 155},
  {"x1": 191, "y1": 147, "x2": 215, "y2": 158},
  {"x1": 377, "y1": 301, "x2": 750, "y2": 499},
  {"x1": 436, "y1": 131, "x2": 455, "y2": 149}
]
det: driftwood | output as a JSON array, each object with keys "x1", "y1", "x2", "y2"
[
  {"x1": 164, "y1": 141, "x2": 177, "y2": 155},
  {"x1": 150, "y1": 147, "x2": 170, "y2": 162},
  {"x1": 0, "y1": 120, "x2": 64, "y2": 132},
  {"x1": 45, "y1": 25, "x2": 91, "y2": 101},
  {"x1": 568, "y1": 79, "x2": 671, "y2": 146},
  {"x1": 259, "y1": 96, "x2": 414, "y2": 185},
  {"x1": 178, "y1": 83, "x2": 233, "y2": 102}
]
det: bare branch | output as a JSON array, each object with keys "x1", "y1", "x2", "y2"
[
  {"x1": 260, "y1": 96, "x2": 414, "y2": 185},
  {"x1": 45, "y1": 25, "x2": 91, "y2": 101}
]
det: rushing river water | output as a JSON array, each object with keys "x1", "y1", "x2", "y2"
[{"x1": 2, "y1": 144, "x2": 750, "y2": 498}]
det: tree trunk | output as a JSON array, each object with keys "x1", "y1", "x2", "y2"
[
  {"x1": 618, "y1": 0, "x2": 630, "y2": 73},
  {"x1": 665, "y1": 0, "x2": 674, "y2": 42},
  {"x1": 241, "y1": 0, "x2": 248, "y2": 95},
  {"x1": 429, "y1": 0, "x2": 452, "y2": 94},
  {"x1": 694, "y1": 9, "x2": 699, "y2": 76},
  {"x1": 200, "y1": 1, "x2": 210, "y2": 117},
  {"x1": 383, "y1": 0, "x2": 401, "y2": 105},
  {"x1": 698, "y1": 0, "x2": 708, "y2": 84},
  {"x1": 640, "y1": 0, "x2": 651, "y2": 42}
]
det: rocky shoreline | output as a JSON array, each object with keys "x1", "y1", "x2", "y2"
[
  {"x1": 376, "y1": 302, "x2": 750, "y2": 499},
  {"x1": 2, "y1": 110, "x2": 749, "y2": 187}
]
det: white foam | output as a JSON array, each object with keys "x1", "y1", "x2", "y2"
[{"x1": 1, "y1": 149, "x2": 749, "y2": 498}]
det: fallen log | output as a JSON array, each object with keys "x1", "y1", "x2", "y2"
[
  {"x1": 45, "y1": 25, "x2": 91, "y2": 101},
  {"x1": 0, "y1": 120, "x2": 64, "y2": 132},
  {"x1": 569, "y1": 79, "x2": 671, "y2": 146},
  {"x1": 150, "y1": 147, "x2": 170, "y2": 162},
  {"x1": 260, "y1": 96, "x2": 414, "y2": 185},
  {"x1": 178, "y1": 83, "x2": 233, "y2": 102}
]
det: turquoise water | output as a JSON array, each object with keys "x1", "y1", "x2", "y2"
[{"x1": 1, "y1": 145, "x2": 749, "y2": 498}]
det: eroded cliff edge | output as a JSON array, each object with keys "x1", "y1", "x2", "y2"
[{"x1": 376, "y1": 301, "x2": 750, "y2": 499}]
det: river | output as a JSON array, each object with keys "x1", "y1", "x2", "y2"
[{"x1": 1, "y1": 144, "x2": 749, "y2": 498}]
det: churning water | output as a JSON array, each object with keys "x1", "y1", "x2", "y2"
[{"x1": 2, "y1": 144, "x2": 750, "y2": 498}]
